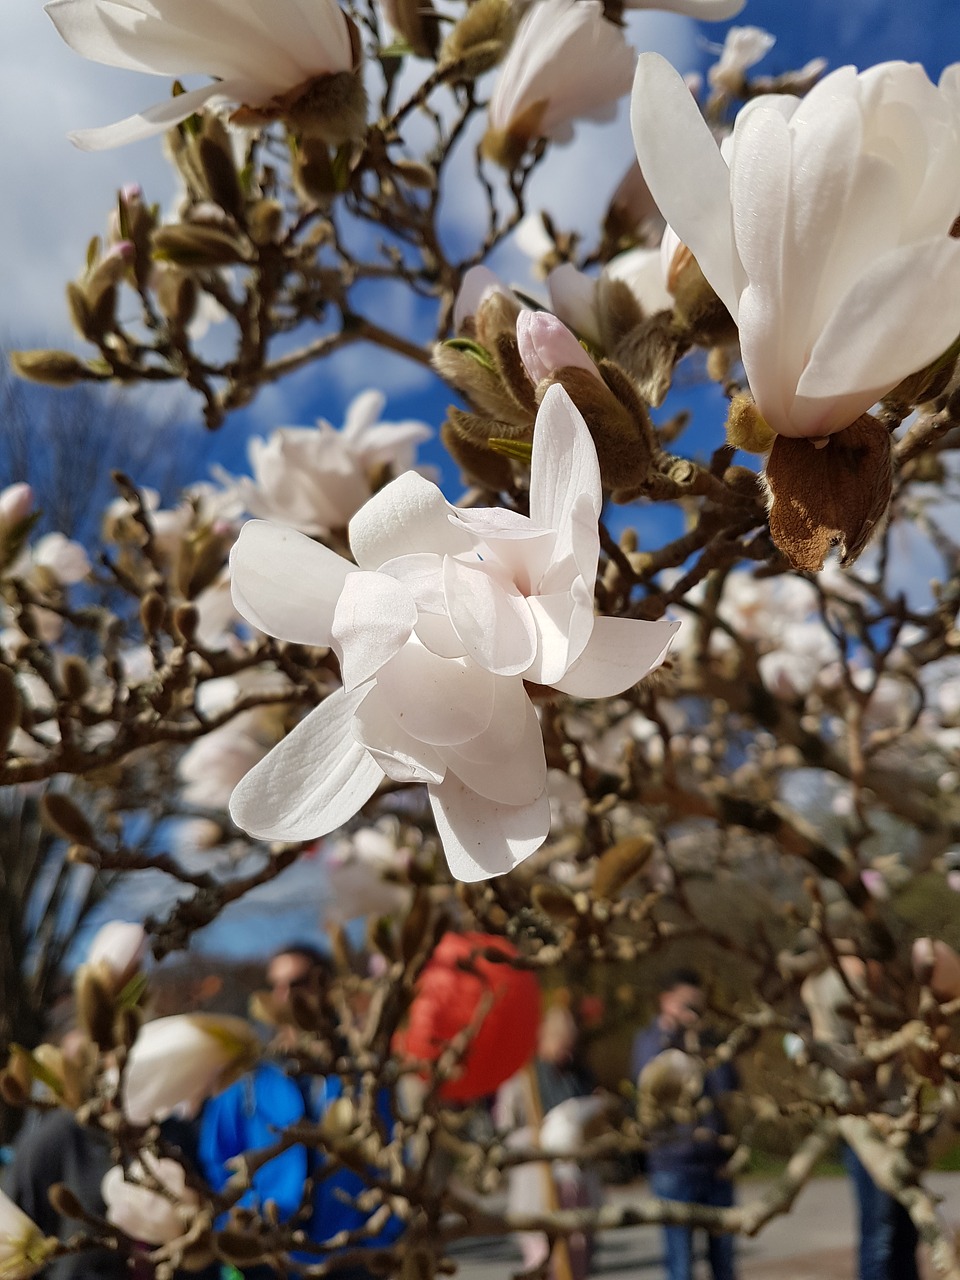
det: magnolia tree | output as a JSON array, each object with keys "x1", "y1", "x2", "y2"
[{"x1": 4, "y1": 0, "x2": 960, "y2": 1275}]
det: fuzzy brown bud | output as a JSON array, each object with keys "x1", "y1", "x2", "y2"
[
  {"x1": 155, "y1": 267, "x2": 199, "y2": 329},
  {"x1": 48, "y1": 1184, "x2": 87, "y2": 1221},
  {"x1": 75, "y1": 965, "x2": 117, "y2": 1050},
  {"x1": 593, "y1": 834, "x2": 655, "y2": 900},
  {"x1": 440, "y1": 422, "x2": 515, "y2": 491},
  {"x1": 10, "y1": 348, "x2": 98, "y2": 388},
  {"x1": 61, "y1": 655, "x2": 91, "y2": 703},
  {"x1": 247, "y1": 200, "x2": 285, "y2": 247},
  {"x1": 197, "y1": 122, "x2": 245, "y2": 222},
  {"x1": 725, "y1": 394, "x2": 775, "y2": 454},
  {"x1": 440, "y1": 0, "x2": 517, "y2": 77},
  {"x1": 173, "y1": 603, "x2": 200, "y2": 644},
  {"x1": 551, "y1": 365, "x2": 654, "y2": 492},
  {"x1": 668, "y1": 245, "x2": 737, "y2": 346},
  {"x1": 387, "y1": 0, "x2": 440, "y2": 58},
  {"x1": 139, "y1": 591, "x2": 167, "y2": 635},
  {"x1": 152, "y1": 224, "x2": 250, "y2": 269}
]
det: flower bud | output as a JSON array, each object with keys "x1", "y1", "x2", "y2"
[
  {"x1": 86, "y1": 921, "x2": 149, "y2": 992},
  {"x1": 152, "y1": 225, "x2": 250, "y2": 269},
  {"x1": 155, "y1": 267, "x2": 199, "y2": 330},
  {"x1": 61, "y1": 656, "x2": 91, "y2": 703},
  {"x1": 725, "y1": 394, "x2": 775, "y2": 454},
  {"x1": 382, "y1": 0, "x2": 440, "y2": 59},
  {"x1": 9, "y1": 350, "x2": 97, "y2": 388},
  {"x1": 667, "y1": 242, "x2": 737, "y2": 346},
  {"x1": 516, "y1": 311, "x2": 601, "y2": 386},
  {"x1": 247, "y1": 200, "x2": 285, "y2": 247},
  {"x1": 282, "y1": 70, "x2": 369, "y2": 147},
  {"x1": 549, "y1": 365, "x2": 654, "y2": 493},
  {"x1": 40, "y1": 793, "x2": 95, "y2": 847},
  {"x1": 76, "y1": 965, "x2": 117, "y2": 1050},
  {"x1": 197, "y1": 122, "x2": 245, "y2": 223},
  {"x1": 439, "y1": 0, "x2": 516, "y2": 78}
]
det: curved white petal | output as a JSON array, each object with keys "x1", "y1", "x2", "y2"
[
  {"x1": 229, "y1": 687, "x2": 383, "y2": 841},
  {"x1": 353, "y1": 685, "x2": 446, "y2": 784},
  {"x1": 348, "y1": 472, "x2": 472, "y2": 569},
  {"x1": 443, "y1": 692, "x2": 546, "y2": 806},
  {"x1": 332, "y1": 571, "x2": 417, "y2": 690},
  {"x1": 547, "y1": 264, "x2": 601, "y2": 346},
  {"x1": 443, "y1": 557, "x2": 538, "y2": 677},
  {"x1": 797, "y1": 237, "x2": 960, "y2": 408},
  {"x1": 379, "y1": 553, "x2": 445, "y2": 613},
  {"x1": 230, "y1": 520, "x2": 352, "y2": 646},
  {"x1": 526, "y1": 578, "x2": 596, "y2": 685},
  {"x1": 552, "y1": 617, "x2": 679, "y2": 698},
  {"x1": 375, "y1": 645, "x2": 497, "y2": 746},
  {"x1": 429, "y1": 776, "x2": 551, "y2": 882},
  {"x1": 631, "y1": 54, "x2": 741, "y2": 317},
  {"x1": 529, "y1": 385, "x2": 601, "y2": 547},
  {"x1": 67, "y1": 81, "x2": 235, "y2": 150}
]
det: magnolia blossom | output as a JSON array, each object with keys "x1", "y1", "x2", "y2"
[
  {"x1": 102, "y1": 1155, "x2": 200, "y2": 1246},
  {"x1": 323, "y1": 822, "x2": 412, "y2": 922},
  {"x1": 216, "y1": 392, "x2": 431, "y2": 537},
  {"x1": 487, "y1": 0, "x2": 635, "y2": 148},
  {"x1": 0, "y1": 1191, "x2": 53, "y2": 1280},
  {"x1": 632, "y1": 55, "x2": 960, "y2": 438},
  {"x1": 122, "y1": 1014, "x2": 259, "y2": 1125},
  {"x1": 545, "y1": 253, "x2": 673, "y2": 348},
  {"x1": 707, "y1": 26, "x2": 775, "y2": 94},
  {"x1": 229, "y1": 385, "x2": 678, "y2": 880},
  {"x1": 45, "y1": 0, "x2": 357, "y2": 150},
  {"x1": 516, "y1": 311, "x2": 600, "y2": 384},
  {"x1": 85, "y1": 921, "x2": 148, "y2": 991}
]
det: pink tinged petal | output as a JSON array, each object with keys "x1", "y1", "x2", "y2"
[
  {"x1": 442, "y1": 557, "x2": 538, "y2": 677},
  {"x1": 415, "y1": 613, "x2": 465, "y2": 658},
  {"x1": 795, "y1": 237, "x2": 960, "y2": 414},
  {"x1": 515, "y1": 311, "x2": 601, "y2": 384},
  {"x1": 228, "y1": 686, "x2": 384, "y2": 841},
  {"x1": 331, "y1": 571, "x2": 418, "y2": 691},
  {"x1": 428, "y1": 776, "x2": 551, "y2": 882},
  {"x1": 348, "y1": 472, "x2": 473, "y2": 569},
  {"x1": 375, "y1": 645, "x2": 497, "y2": 746},
  {"x1": 631, "y1": 54, "x2": 742, "y2": 318},
  {"x1": 67, "y1": 80, "x2": 239, "y2": 150},
  {"x1": 444, "y1": 690, "x2": 546, "y2": 806},
  {"x1": 353, "y1": 685, "x2": 446, "y2": 784},
  {"x1": 530, "y1": 385, "x2": 602, "y2": 541},
  {"x1": 553, "y1": 617, "x2": 680, "y2": 698},
  {"x1": 547, "y1": 264, "x2": 602, "y2": 345},
  {"x1": 230, "y1": 520, "x2": 352, "y2": 645}
]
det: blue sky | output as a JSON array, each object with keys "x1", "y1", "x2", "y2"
[{"x1": 9, "y1": 0, "x2": 960, "y2": 960}]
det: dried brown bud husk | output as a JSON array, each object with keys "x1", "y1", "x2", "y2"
[
  {"x1": 75, "y1": 965, "x2": 117, "y2": 1050},
  {"x1": 612, "y1": 312, "x2": 688, "y2": 407},
  {"x1": 0, "y1": 663, "x2": 22, "y2": 750},
  {"x1": 441, "y1": 421, "x2": 515, "y2": 491},
  {"x1": 197, "y1": 121, "x2": 245, "y2": 223},
  {"x1": 668, "y1": 245, "x2": 737, "y2": 347},
  {"x1": 49, "y1": 1183, "x2": 87, "y2": 1222},
  {"x1": 247, "y1": 200, "x2": 285, "y2": 246},
  {"x1": 0, "y1": 1069, "x2": 28, "y2": 1108},
  {"x1": 531, "y1": 882, "x2": 579, "y2": 921},
  {"x1": 725, "y1": 394, "x2": 776, "y2": 455},
  {"x1": 439, "y1": 0, "x2": 517, "y2": 77},
  {"x1": 885, "y1": 333, "x2": 960, "y2": 408},
  {"x1": 764, "y1": 414, "x2": 893, "y2": 571},
  {"x1": 114, "y1": 1004, "x2": 143, "y2": 1051},
  {"x1": 155, "y1": 266, "x2": 199, "y2": 330},
  {"x1": 61, "y1": 655, "x2": 91, "y2": 703},
  {"x1": 387, "y1": 0, "x2": 441, "y2": 59},
  {"x1": 152, "y1": 224, "x2": 249, "y2": 269},
  {"x1": 173, "y1": 603, "x2": 200, "y2": 644},
  {"x1": 140, "y1": 591, "x2": 167, "y2": 636},
  {"x1": 593, "y1": 834, "x2": 655, "y2": 900},
  {"x1": 432, "y1": 343, "x2": 532, "y2": 424},
  {"x1": 68, "y1": 276, "x2": 119, "y2": 342},
  {"x1": 237, "y1": 68, "x2": 368, "y2": 147},
  {"x1": 550, "y1": 365, "x2": 655, "y2": 492},
  {"x1": 480, "y1": 102, "x2": 546, "y2": 171},
  {"x1": 41, "y1": 793, "x2": 95, "y2": 846},
  {"x1": 596, "y1": 276, "x2": 645, "y2": 351}
]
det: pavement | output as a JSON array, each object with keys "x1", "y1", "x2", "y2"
[{"x1": 447, "y1": 1174, "x2": 959, "y2": 1279}]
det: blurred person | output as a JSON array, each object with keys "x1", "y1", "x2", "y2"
[
  {"x1": 494, "y1": 1005, "x2": 604, "y2": 1280},
  {"x1": 632, "y1": 969, "x2": 738, "y2": 1280},
  {"x1": 199, "y1": 943, "x2": 401, "y2": 1280}
]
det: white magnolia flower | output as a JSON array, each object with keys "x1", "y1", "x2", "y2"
[
  {"x1": 45, "y1": 0, "x2": 357, "y2": 150},
  {"x1": 0, "y1": 1190, "x2": 54, "y2": 1280},
  {"x1": 487, "y1": 0, "x2": 636, "y2": 148},
  {"x1": 228, "y1": 385, "x2": 678, "y2": 880},
  {"x1": 516, "y1": 311, "x2": 601, "y2": 384},
  {"x1": 632, "y1": 55, "x2": 960, "y2": 439},
  {"x1": 122, "y1": 1014, "x2": 259, "y2": 1126},
  {"x1": 707, "y1": 26, "x2": 775, "y2": 95},
  {"x1": 85, "y1": 921, "x2": 148, "y2": 991},
  {"x1": 216, "y1": 392, "x2": 431, "y2": 537},
  {"x1": 102, "y1": 1154, "x2": 200, "y2": 1246}
]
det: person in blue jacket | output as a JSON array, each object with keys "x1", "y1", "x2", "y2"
[
  {"x1": 632, "y1": 968, "x2": 739, "y2": 1280},
  {"x1": 199, "y1": 945, "x2": 403, "y2": 1280}
]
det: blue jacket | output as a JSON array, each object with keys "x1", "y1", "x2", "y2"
[
  {"x1": 631, "y1": 1020, "x2": 737, "y2": 1175},
  {"x1": 199, "y1": 1063, "x2": 403, "y2": 1257}
]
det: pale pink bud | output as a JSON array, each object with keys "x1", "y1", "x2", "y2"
[
  {"x1": 515, "y1": 311, "x2": 601, "y2": 385},
  {"x1": 122, "y1": 1014, "x2": 260, "y2": 1126}
]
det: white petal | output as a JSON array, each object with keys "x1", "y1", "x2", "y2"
[
  {"x1": 375, "y1": 645, "x2": 497, "y2": 746},
  {"x1": 444, "y1": 691, "x2": 546, "y2": 806},
  {"x1": 553, "y1": 617, "x2": 679, "y2": 697},
  {"x1": 353, "y1": 685, "x2": 446, "y2": 784},
  {"x1": 797, "y1": 237, "x2": 960, "y2": 409},
  {"x1": 230, "y1": 520, "x2": 352, "y2": 646},
  {"x1": 631, "y1": 54, "x2": 742, "y2": 317},
  {"x1": 348, "y1": 472, "x2": 473, "y2": 569},
  {"x1": 429, "y1": 776, "x2": 551, "y2": 882},
  {"x1": 67, "y1": 81, "x2": 234, "y2": 150},
  {"x1": 443, "y1": 557, "x2": 538, "y2": 677},
  {"x1": 454, "y1": 265, "x2": 513, "y2": 330},
  {"x1": 547, "y1": 264, "x2": 601, "y2": 346},
  {"x1": 525, "y1": 580, "x2": 595, "y2": 685},
  {"x1": 379, "y1": 553, "x2": 445, "y2": 612},
  {"x1": 332, "y1": 571, "x2": 417, "y2": 690},
  {"x1": 229, "y1": 687, "x2": 384, "y2": 841},
  {"x1": 529, "y1": 385, "x2": 601, "y2": 544}
]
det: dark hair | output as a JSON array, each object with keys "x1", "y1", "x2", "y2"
[
  {"x1": 658, "y1": 967, "x2": 703, "y2": 994},
  {"x1": 269, "y1": 942, "x2": 333, "y2": 976}
]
